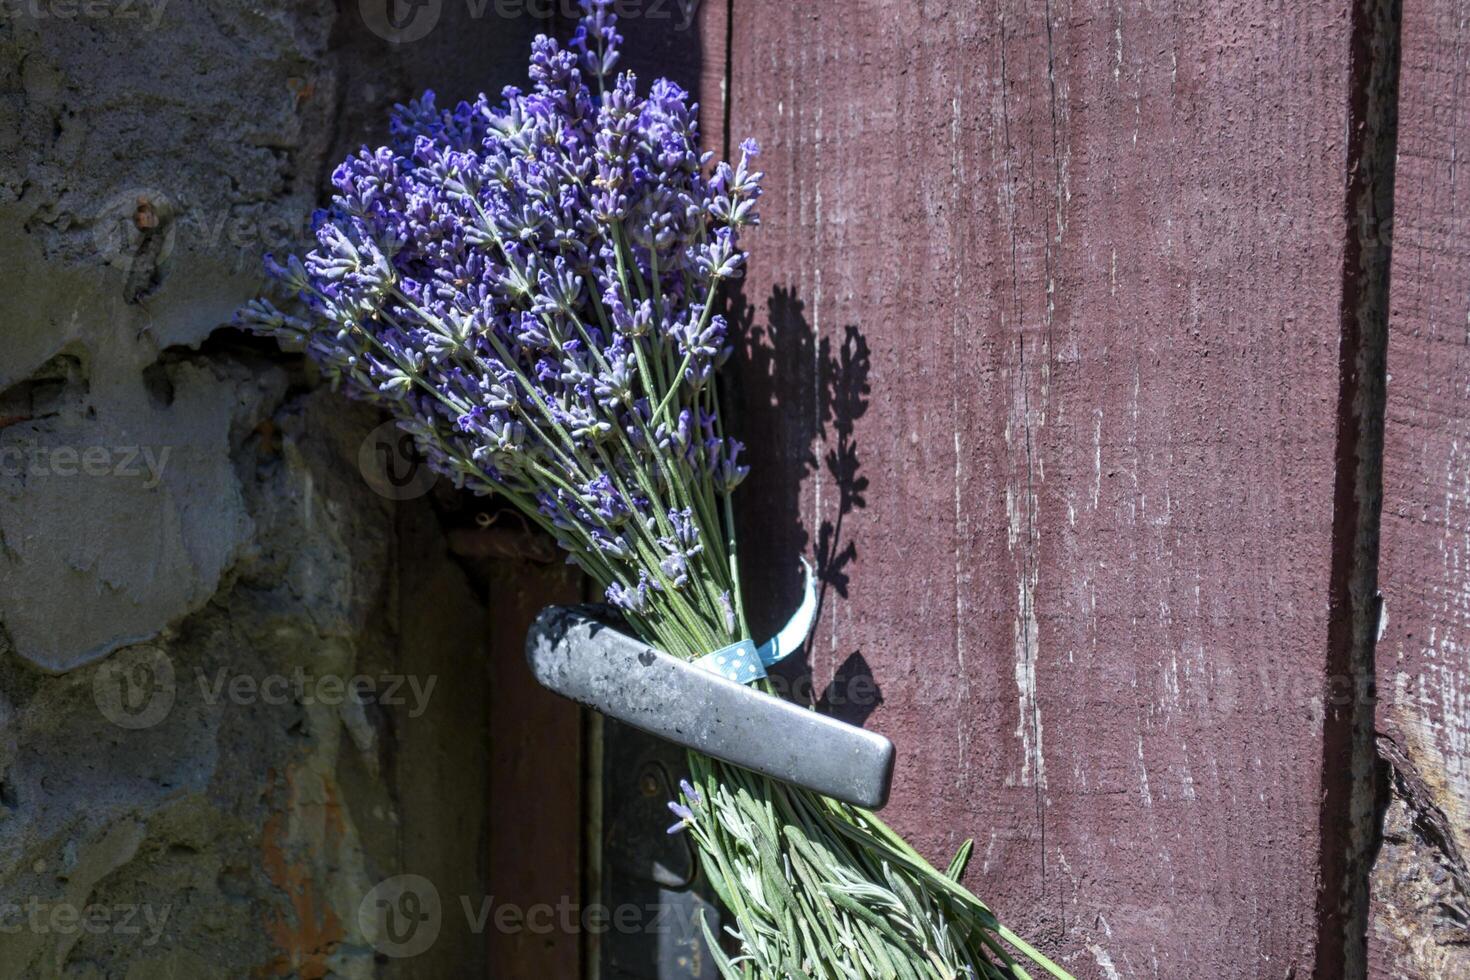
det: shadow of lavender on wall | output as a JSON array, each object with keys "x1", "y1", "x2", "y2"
[
  {"x1": 815, "y1": 323, "x2": 871, "y2": 611},
  {"x1": 727, "y1": 284, "x2": 880, "y2": 725}
]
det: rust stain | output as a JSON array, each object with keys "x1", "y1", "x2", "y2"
[
  {"x1": 253, "y1": 419, "x2": 283, "y2": 457},
  {"x1": 255, "y1": 766, "x2": 348, "y2": 979},
  {"x1": 130, "y1": 195, "x2": 159, "y2": 231},
  {"x1": 287, "y1": 77, "x2": 317, "y2": 110}
]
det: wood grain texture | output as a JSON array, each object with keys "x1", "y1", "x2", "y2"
[
  {"x1": 1369, "y1": 0, "x2": 1470, "y2": 974},
  {"x1": 486, "y1": 560, "x2": 584, "y2": 978},
  {"x1": 726, "y1": 2, "x2": 1363, "y2": 976}
]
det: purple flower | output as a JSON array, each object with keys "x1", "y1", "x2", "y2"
[
  {"x1": 666, "y1": 778, "x2": 702, "y2": 834},
  {"x1": 666, "y1": 801, "x2": 694, "y2": 834},
  {"x1": 606, "y1": 571, "x2": 657, "y2": 614},
  {"x1": 239, "y1": 0, "x2": 762, "y2": 641}
]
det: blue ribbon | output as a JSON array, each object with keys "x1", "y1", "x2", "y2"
[{"x1": 694, "y1": 560, "x2": 817, "y2": 685}]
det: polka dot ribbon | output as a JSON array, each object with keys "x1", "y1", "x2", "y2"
[{"x1": 694, "y1": 560, "x2": 816, "y2": 685}]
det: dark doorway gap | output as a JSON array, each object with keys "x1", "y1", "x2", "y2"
[{"x1": 1317, "y1": 0, "x2": 1401, "y2": 977}]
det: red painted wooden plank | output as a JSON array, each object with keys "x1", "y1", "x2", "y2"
[
  {"x1": 486, "y1": 560, "x2": 584, "y2": 978},
  {"x1": 1369, "y1": 0, "x2": 1470, "y2": 974},
  {"x1": 727, "y1": 2, "x2": 1363, "y2": 975}
]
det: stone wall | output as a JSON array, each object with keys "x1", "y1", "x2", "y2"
[{"x1": 0, "y1": 2, "x2": 538, "y2": 975}]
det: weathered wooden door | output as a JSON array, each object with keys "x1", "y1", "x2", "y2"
[{"x1": 485, "y1": 1, "x2": 1470, "y2": 977}]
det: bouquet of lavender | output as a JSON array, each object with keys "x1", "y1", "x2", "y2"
[{"x1": 242, "y1": 5, "x2": 1070, "y2": 977}]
